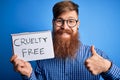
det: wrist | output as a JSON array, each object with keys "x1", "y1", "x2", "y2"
[
  {"x1": 103, "y1": 59, "x2": 112, "y2": 72},
  {"x1": 27, "y1": 68, "x2": 32, "y2": 78}
]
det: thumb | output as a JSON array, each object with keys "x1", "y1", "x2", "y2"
[{"x1": 91, "y1": 45, "x2": 97, "y2": 56}]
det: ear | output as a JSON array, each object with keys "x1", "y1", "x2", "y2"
[
  {"x1": 52, "y1": 20, "x2": 54, "y2": 26},
  {"x1": 52, "y1": 20, "x2": 55, "y2": 28},
  {"x1": 77, "y1": 20, "x2": 80, "y2": 30}
]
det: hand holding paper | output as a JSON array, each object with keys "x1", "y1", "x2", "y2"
[
  {"x1": 10, "y1": 54, "x2": 32, "y2": 77},
  {"x1": 10, "y1": 30, "x2": 55, "y2": 77}
]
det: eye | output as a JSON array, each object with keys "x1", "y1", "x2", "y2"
[
  {"x1": 68, "y1": 19, "x2": 76, "y2": 24},
  {"x1": 56, "y1": 19, "x2": 62, "y2": 23},
  {"x1": 54, "y1": 19, "x2": 63, "y2": 26}
]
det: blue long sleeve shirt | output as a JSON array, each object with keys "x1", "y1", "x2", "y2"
[{"x1": 22, "y1": 44, "x2": 120, "y2": 80}]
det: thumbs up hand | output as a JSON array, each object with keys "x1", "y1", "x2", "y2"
[{"x1": 85, "y1": 45, "x2": 111, "y2": 75}]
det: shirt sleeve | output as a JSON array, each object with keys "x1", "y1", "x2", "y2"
[
  {"x1": 22, "y1": 61, "x2": 45, "y2": 80},
  {"x1": 101, "y1": 63, "x2": 120, "y2": 80},
  {"x1": 21, "y1": 70, "x2": 37, "y2": 80},
  {"x1": 95, "y1": 48, "x2": 120, "y2": 80}
]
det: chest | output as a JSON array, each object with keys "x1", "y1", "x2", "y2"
[{"x1": 41, "y1": 58, "x2": 100, "y2": 80}]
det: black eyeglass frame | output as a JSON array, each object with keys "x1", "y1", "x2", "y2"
[{"x1": 53, "y1": 18, "x2": 79, "y2": 28}]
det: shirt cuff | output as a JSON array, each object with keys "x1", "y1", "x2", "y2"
[
  {"x1": 101, "y1": 63, "x2": 120, "y2": 79},
  {"x1": 22, "y1": 70, "x2": 36, "y2": 80}
]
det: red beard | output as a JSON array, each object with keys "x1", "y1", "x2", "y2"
[{"x1": 53, "y1": 29, "x2": 80, "y2": 59}]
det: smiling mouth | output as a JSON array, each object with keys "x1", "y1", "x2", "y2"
[{"x1": 61, "y1": 33, "x2": 71, "y2": 37}]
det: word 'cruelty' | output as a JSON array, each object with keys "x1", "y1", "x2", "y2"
[{"x1": 14, "y1": 37, "x2": 47, "y2": 46}]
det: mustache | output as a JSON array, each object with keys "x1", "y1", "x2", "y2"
[{"x1": 55, "y1": 29, "x2": 73, "y2": 35}]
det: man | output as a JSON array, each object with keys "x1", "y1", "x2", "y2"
[{"x1": 11, "y1": 1, "x2": 120, "y2": 80}]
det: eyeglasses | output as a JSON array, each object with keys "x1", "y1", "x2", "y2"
[{"x1": 53, "y1": 18, "x2": 78, "y2": 28}]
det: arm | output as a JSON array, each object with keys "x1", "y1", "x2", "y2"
[
  {"x1": 22, "y1": 70, "x2": 37, "y2": 80},
  {"x1": 101, "y1": 63, "x2": 120, "y2": 80},
  {"x1": 10, "y1": 55, "x2": 44, "y2": 80},
  {"x1": 85, "y1": 46, "x2": 120, "y2": 79},
  {"x1": 10, "y1": 55, "x2": 32, "y2": 77},
  {"x1": 22, "y1": 61, "x2": 46, "y2": 80}
]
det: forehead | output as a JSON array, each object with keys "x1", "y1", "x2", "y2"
[{"x1": 57, "y1": 11, "x2": 78, "y2": 19}]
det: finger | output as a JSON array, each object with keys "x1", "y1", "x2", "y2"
[
  {"x1": 14, "y1": 60, "x2": 25, "y2": 72},
  {"x1": 15, "y1": 64, "x2": 23, "y2": 72},
  {"x1": 10, "y1": 54, "x2": 17, "y2": 63},
  {"x1": 85, "y1": 59, "x2": 90, "y2": 64},
  {"x1": 91, "y1": 45, "x2": 97, "y2": 56},
  {"x1": 91, "y1": 71, "x2": 99, "y2": 75},
  {"x1": 18, "y1": 60, "x2": 26, "y2": 67},
  {"x1": 24, "y1": 61, "x2": 31, "y2": 67},
  {"x1": 14, "y1": 59, "x2": 25, "y2": 67}
]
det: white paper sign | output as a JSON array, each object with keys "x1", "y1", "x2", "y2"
[{"x1": 11, "y1": 30, "x2": 54, "y2": 61}]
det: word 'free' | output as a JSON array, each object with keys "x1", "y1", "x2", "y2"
[{"x1": 22, "y1": 48, "x2": 44, "y2": 57}]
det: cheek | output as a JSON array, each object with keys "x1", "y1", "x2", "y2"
[
  {"x1": 72, "y1": 28, "x2": 78, "y2": 34},
  {"x1": 54, "y1": 26, "x2": 60, "y2": 32}
]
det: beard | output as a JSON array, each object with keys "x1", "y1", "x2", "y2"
[{"x1": 53, "y1": 29, "x2": 80, "y2": 59}]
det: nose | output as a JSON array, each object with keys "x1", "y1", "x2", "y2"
[{"x1": 61, "y1": 20, "x2": 69, "y2": 29}]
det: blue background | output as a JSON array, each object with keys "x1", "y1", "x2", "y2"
[{"x1": 0, "y1": 0, "x2": 120, "y2": 80}]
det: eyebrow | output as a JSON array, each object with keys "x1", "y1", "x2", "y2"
[{"x1": 57, "y1": 17, "x2": 77, "y2": 20}]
